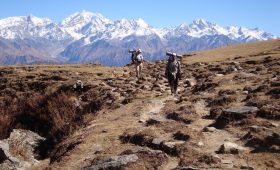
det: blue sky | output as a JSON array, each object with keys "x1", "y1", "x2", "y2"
[{"x1": 1, "y1": 0, "x2": 279, "y2": 36}]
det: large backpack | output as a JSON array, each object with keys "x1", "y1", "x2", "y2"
[
  {"x1": 168, "y1": 60, "x2": 179, "y2": 79},
  {"x1": 134, "y1": 54, "x2": 143, "y2": 62}
]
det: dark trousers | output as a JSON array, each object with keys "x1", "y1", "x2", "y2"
[{"x1": 167, "y1": 74, "x2": 179, "y2": 94}]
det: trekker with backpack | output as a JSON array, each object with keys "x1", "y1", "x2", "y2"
[
  {"x1": 129, "y1": 49, "x2": 144, "y2": 79},
  {"x1": 165, "y1": 52, "x2": 182, "y2": 94}
]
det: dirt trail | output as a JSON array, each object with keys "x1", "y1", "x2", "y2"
[
  {"x1": 192, "y1": 99, "x2": 238, "y2": 152},
  {"x1": 191, "y1": 99, "x2": 248, "y2": 169},
  {"x1": 50, "y1": 92, "x2": 242, "y2": 169},
  {"x1": 51, "y1": 94, "x2": 173, "y2": 169}
]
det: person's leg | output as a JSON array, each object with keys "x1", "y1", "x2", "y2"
[
  {"x1": 168, "y1": 75, "x2": 174, "y2": 94},
  {"x1": 139, "y1": 63, "x2": 143, "y2": 78},
  {"x1": 135, "y1": 63, "x2": 140, "y2": 78},
  {"x1": 174, "y1": 77, "x2": 179, "y2": 94}
]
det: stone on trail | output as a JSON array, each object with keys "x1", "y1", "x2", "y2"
[
  {"x1": 162, "y1": 141, "x2": 185, "y2": 155},
  {"x1": 217, "y1": 142, "x2": 248, "y2": 154},
  {"x1": 174, "y1": 166, "x2": 200, "y2": 170},
  {"x1": 212, "y1": 106, "x2": 259, "y2": 129},
  {"x1": 152, "y1": 138, "x2": 165, "y2": 146},
  {"x1": 82, "y1": 154, "x2": 138, "y2": 170},
  {"x1": 224, "y1": 106, "x2": 258, "y2": 115},
  {"x1": 203, "y1": 127, "x2": 217, "y2": 132},
  {"x1": 197, "y1": 141, "x2": 204, "y2": 147},
  {"x1": 240, "y1": 164, "x2": 255, "y2": 170},
  {"x1": 129, "y1": 146, "x2": 164, "y2": 155},
  {"x1": 221, "y1": 159, "x2": 234, "y2": 168}
]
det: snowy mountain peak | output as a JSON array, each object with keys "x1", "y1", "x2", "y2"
[
  {"x1": 0, "y1": 12, "x2": 276, "y2": 44},
  {"x1": 26, "y1": 14, "x2": 52, "y2": 26},
  {"x1": 60, "y1": 11, "x2": 112, "y2": 40},
  {"x1": 0, "y1": 11, "x2": 277, "y2": 66},
  {"x1": 98, "y1": 18, "x2": 152, "y2": 40},
  {"x1": 0, "y1": 15, "x2": 51, "y2": 28},
  {"x1": 114, "y1": 18, "x2": 149, "y2": 28},
  {"x1": 136, "y1": 18, "x2": 149, "y2": 28},
  {"x1": 0, "y1": 15, "x2": 56, "y2": 39},
  {"x1": 178, "y1": 23, "x2": 188, "y2": 28},
  {"x1": 61, "y1": 11, "x2": 111, "y2": 27},
  {"x1": 191, "y1": 18, "x2": 214, "y2": 29},
  {"x1": 193, "y1": 18, "x2": 207, "y2": 24}
]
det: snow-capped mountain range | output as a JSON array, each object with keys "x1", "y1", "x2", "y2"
[{"x1": 0, "y1": 10, "x2": 277, "y2": 65}]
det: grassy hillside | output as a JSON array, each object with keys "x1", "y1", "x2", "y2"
[
  {"x1": 183, "y1": 39, "x2": 280, "y2": 63},
  {"x1": 0, "y1": 39, "x2": 279, "y2": 170}
]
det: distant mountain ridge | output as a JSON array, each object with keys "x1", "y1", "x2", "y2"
[{"x1": 0, "y1": 10, "x2": 277, "y2": 65}]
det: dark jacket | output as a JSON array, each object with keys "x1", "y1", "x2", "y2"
[{"x1": 165, "y1": 59, "x2": 181, "y2": 79}]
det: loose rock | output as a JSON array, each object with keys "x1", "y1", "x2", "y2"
[{"x1": 217, "y1": 142, "x2": 248, "y2": 154}]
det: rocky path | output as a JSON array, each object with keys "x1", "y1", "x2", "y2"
[{"x1": 50, "y1": 92, "x2": 173, "y2": 169}]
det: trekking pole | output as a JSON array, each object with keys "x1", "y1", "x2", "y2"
[{"x1": 166, "y1": 51, "x2": 183, "y2": 59}]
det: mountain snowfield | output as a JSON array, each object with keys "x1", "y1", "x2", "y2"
[{"x1": 0, "y1": 10, "x2": 277, "y2": 66}]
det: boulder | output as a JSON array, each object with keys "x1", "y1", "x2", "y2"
[
  {"x1": 217, "y1": 142, "x2": 248, "y2": 154},
  {"x1": 203, "y1": 127, "x2": 216, "y2": 132},
  {"x1": 212, "y1": 106, "x2": 259, "y2": 129},
  {"x1": 224, "y1": 106, "x2": 259, "y2": 115},
  {"x1": 162, "y1": 141, "x2": 185, "y2": 155},
  {"x1": 82, "y1": 154, "x2": 138, "y2": 170},
  {"x1": 0, "y1": 129, "x2": 45, "y2": 169},
  {"x1": 240, "y1": 165, "x2": 255, "y2": 170},
  {"x1": 151, "y1": 138, "x2": 165, "y2": 146}
]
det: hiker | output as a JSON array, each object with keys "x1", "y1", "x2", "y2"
[
  {"x1": 165, "y1": 52, "x2": 182, "y2": 94},
  {"x1": 129, "y1": 49, "x2": 144, "y2": 79}
]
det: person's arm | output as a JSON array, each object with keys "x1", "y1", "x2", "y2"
[
  {"x1": 131, "y1": 53, "x2": 135, "y2": 63},
  {"x1": 165, "y1": 63, "x2": 169, "y2": 78},
  {"x1": 176, "y1": 61, "x2": 181, "y2": 79}
]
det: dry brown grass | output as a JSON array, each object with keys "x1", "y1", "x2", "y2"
[
  {"x1": 0, "y1": 89, "x2": 100, "y2": 158},
  {"x1": 182, "y1": 39, "x2": 280, "y2": 64}
]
